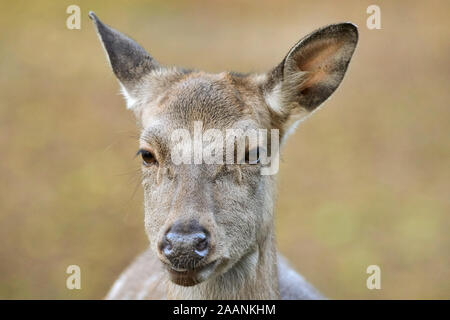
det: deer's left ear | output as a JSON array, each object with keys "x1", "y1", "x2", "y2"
[
  {"x1": 89, "y1": 12, "x2": 161, "y2": 109},
  {"x1": 264, "y1": 23, "x2": 358, "y2": 134}
]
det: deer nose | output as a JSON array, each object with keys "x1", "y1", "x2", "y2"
[{"x1": 160, "y1": 220, "x2": 210, "y2": 268}]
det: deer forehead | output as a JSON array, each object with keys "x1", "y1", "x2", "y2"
[{"x1": 138, "y1": 71, "x2": 264, "y2": 130}]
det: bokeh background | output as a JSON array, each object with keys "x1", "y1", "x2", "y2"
[{"x1": 0, "y1": 0, "x2": 448, "y2": 299}]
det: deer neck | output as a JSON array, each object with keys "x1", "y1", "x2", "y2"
[{"x1": 165, "y1": 226, "x2": 279, "y2": 299}]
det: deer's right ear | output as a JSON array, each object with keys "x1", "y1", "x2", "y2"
[{"x1": 89, "y1": 12, "x2": 160, "y2": 109}]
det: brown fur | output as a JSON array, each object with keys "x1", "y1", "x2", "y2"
[{"x1": 89, "y1": 12, "x2": 358, "y2": 300}]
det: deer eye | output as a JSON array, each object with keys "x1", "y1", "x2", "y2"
[{"x1": 137, "y1": 149, "x2": 157, "y2": 166}]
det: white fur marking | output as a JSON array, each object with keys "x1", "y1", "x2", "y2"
[
  {"x1": 120, "y1": 84, "x2": 137, "y2": 109},
  {"x1": 264, "y1": 83, "x2": 283, "y2": 114},
  {"x1": 105, "y1": 272, "x2": 127, "y2": 299}
]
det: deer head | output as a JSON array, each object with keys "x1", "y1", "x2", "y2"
[{"x1": 90, "y1": 12, "x2": 358, "y2": 288}]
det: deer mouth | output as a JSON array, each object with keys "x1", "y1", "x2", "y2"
[{"x1": 165, "y1": 260, "x2": 219, "y2": 287}]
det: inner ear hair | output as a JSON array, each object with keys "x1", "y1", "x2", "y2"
[
  {"x1": 283, "y1": 23, "x2": 358, "y2": 111},
  {"x1": 265, "y1": 22, "x2": 358, "y2": 123}
]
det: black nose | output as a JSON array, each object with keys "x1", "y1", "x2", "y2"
[{"x1": 160, "y1": 220, "x2": 210, "y2": 269}]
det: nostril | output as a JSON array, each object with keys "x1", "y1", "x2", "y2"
[
  {"x1": 161, "y1": 235, "x2": 173, "y2": 257},
  {"x1": 193, "y1": 233, "x2": 209, "y2": 257},
  {"x1": 196, "y1": 238, "x2": 207, "y2": 251}
]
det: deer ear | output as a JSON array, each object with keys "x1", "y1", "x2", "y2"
[
  {"x1": 264, "y1": 23, "x2": 358, "y2": 133},
  {"x1": 89, "y1": 12, "x2": 160, "y2": 108}
]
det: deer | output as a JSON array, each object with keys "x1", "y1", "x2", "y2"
[{"x1": 89, "y1": 12, "x2": 358, "y2": 300}]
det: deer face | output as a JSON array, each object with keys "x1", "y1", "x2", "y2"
[
  {"x1": 137, "y1": 72, "x2": 275, "y2": 286},
  {"x1": 90, "y1": 12, "x2": 357, "y2": 287}
]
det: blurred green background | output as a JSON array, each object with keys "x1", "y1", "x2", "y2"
[{"x1": 0, "y1": 0, "x2": 448, "y2": 299}]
